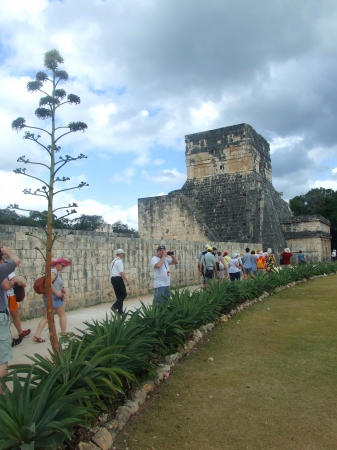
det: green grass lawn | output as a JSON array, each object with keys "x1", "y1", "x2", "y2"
[{"x1": 114, "y1": 275, "x2": 337, "y2": 450}]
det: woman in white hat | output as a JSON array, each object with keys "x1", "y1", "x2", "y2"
[{"x1": 227, "y1": 253, "x2": 241, "y2": 281}]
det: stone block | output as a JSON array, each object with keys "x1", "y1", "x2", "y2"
[{"x1": 91, "y1": 428, "x2": 113, "y2": 450}]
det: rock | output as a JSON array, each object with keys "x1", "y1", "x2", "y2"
[
  {"x1": 91, "y1": 428, "x2": 113, "y2": 450},
  {"x1": 208, "y1": 357, "x2": 214, "y2": 362},
  {"x1": 163, "y1": 352, "x2": 181, "y2": 365},
  {"x1": 98, "y1": 413, "x2": 108, "y2": 424},
  {"x1": 205, "y1": 323, "x2": 215, "y2": 332},
  {"x1": 116, "y1": 411, "x2": 129, "y2": 431},
  {"x1": 104, "y1": 419, "x2": 119, "y2": 432},
  {"x1": 193, "y1": 329, "x2": 203, "y2": 342},
  {"x1": 142, "y1": 381, "x2": 155, "y2": 393},
  {"x1": 77, "y1": 443, "x2": 100, "y2": 450},
  {"x1": 116, "y1": 405, "x2": 133, "y2": 421},
  {"x1": 130, "y1": 388, "x2": 147, "y2": 405},
  {"x1": 200, "y1": 325, "x2": 208, "y2": 334},
  {"x1": 184, "y1": 340, "x2": 195, "y2": 352},
  {"x1": 124, "y1": 400, "x2": 139, "y2": 414},
  {"x1": 156, "y1": 367, "x2": 170, "y2": 383},
  {"x1": 220, "y1": 315, "x2": 228, "y2": 322}
]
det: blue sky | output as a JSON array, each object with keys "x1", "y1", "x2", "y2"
[{"x1": 1, "y1": 0, "x2": 337, "y2": 229}]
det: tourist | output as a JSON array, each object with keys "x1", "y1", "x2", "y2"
[
  {"x1": 33, "y1": 257, "x2": 72, "y2": 342},
  {"x1": 199, "y1": 244, "x2": 209, "y2": 264},
  {"x1": 152, "y1": 245, "x2": 178, "y2": 304},
  {"x1": 223, "y1": 252, "x2": 231, "y2": 279},
  {"x1": 280, "y1": 247, "x2": 293, "y2": 266},
  {"x1": 331, "y1": 249, "x2": 336, "y2": 262},
  {"x1": 227, "y1": 253, "x2": 241, "y2": 281},
  {"x1": 242, "y1": 247, "x2": 252, "y2": 278},
  {"x1": 217, "y1": 251, "x2": 225, "y2": 280},
  {"x1": 251, "y1": 250, "x2": 258, "y2": 275},
  {"x1": 296, "y1": 250, "x2": 307, "y2": 265},
  {"x1": 0, "y1": 255, "x2": 30, "y2": 346},
  {"x1": 0, "y1": 246, "x2": 20, "y2": 393},
  {"x1": 265, "y1": 248, "x2": 277, "y2": 273},
  {"x1": 237, "y1": 253, "x2": 245, "y2": 279},
  {"x1": 200, "y1": 246, "x2": 217, "y2": 282},
  {"x1": 256, "y1": 251, "x2": 266, "y2": 273},
  {"x1": 110, "y1": 249, "x2": 130, "y2": 314}
]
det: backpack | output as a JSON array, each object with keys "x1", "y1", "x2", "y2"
[
  {"x1": 33, "y1": 273, "x2": 58, "y2": 294},
  {"x1": 13, "y1": 284, "x2": 25, "y2": 302},
  {"x1": 257, "y1": 256, "x2": 265, "y2": 269}
]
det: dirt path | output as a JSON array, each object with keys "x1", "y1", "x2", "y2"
[{"x1": 114, "y1": 275, "x2": 337, "y2": 450}]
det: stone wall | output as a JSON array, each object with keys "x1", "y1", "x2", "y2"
[
  {"x1": 280, "y1": 215, "x2": 331, "y2": 262},
  {"x1": 0, "y1": 225, "x2": 260, "y2": 319},
  {"x1": 139, "y1": 123, "x2": 291, "y2": 252}
]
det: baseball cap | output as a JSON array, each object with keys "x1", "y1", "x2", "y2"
[
  {"x1": 207, "y1": 246, "x2": 212, "y2": 251},
  {"x1": 157, "y1": 245, "x2": 166, "y2": 250},
  {"x1": 116, "y1": 248, "x2": 126, "y2": 254}
]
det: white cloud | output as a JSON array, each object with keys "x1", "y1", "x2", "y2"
[
  {"x1": 153, "y1": 159, "x2": 164, "y2": 166},
  {"x1": 269, "y1": 135, "x2": 303, "y2": 154},
  {"x1": 190, "y1": 101, "x2": 220, "y2": 128},
  {"x1": 110, "y1": 167, "x2": 135, "y2": 185},
  {"x1": 142, "y1": 168, "x2": 186, "y2": 186}
]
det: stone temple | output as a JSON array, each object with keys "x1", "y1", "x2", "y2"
[{"x1": 138, "y1": 123, "x2": 331, "y2": 259}]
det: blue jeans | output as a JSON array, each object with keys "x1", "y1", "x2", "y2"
[{"x1": 153, "y1": 286, "x2": 170, "y2": 304}]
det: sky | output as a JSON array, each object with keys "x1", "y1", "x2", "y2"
[{"x1": 1, "y1": 0, "x2": 337, "y2": 230}]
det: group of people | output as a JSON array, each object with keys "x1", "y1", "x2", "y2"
[{"x1": 198, "y1": 245, "x2": 307, "y2": 282}]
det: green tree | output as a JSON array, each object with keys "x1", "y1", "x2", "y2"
[
  {"x1": 289, "y1": 188, "x2": 337, "y2": 250},
  {"x1": 71, "y1": 214, "x2": 106, "y2": 231},
  {"x1": 10, "y1": 49, "x2": 88, "y2": 353},
  {"x1": 112, "y1": 220, "x2": 138, "y2": 234},
  {"x1": 0, "y1": 209, "x2": 21, "y2": 225}
]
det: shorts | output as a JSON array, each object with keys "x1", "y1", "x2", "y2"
[
  {"x1": 0, "y1": 312, "x2": 12, "y2": 365},
  {"x1": 154, "y1": 286, "x2": 170, "y2": 304},
  {"x1": 245, "y1": 268, "x2": 252, "y2": 275},
  {"x1": 43, "y1": 293, "x2": 64, "y2": 309},
  {"x1": 7, "y1": 295, "x2": 18, "y2": 312}
]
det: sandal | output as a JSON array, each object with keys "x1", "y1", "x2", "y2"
[
  {"x1": 19, "y1": 329, "x2": 31, "y2": 339},
  {"x1": 59, "y1": 332, "x2": 72, "y2": 339},
  {"x1": 33, "y1": 336, "x2": 46, "y2": 343},
  {"x1": 12, "y1": 336, "x2": 23, "y2": 347}
]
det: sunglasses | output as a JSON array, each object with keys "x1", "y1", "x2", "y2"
[{"x1": 60, "y1": 263, "x2": 65, "y2": 267}]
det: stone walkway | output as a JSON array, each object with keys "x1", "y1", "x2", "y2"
[{"x1": 10, "y1": 285, "x2": 201, "y2": 366}]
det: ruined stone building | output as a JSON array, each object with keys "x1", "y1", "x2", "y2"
[{"x1": 138, "y1": 123, "x2": 331, "y2": 260}]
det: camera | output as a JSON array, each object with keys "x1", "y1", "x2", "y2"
[{"x1": 167, "y1": 251, "x2": 174, "y2": 256}]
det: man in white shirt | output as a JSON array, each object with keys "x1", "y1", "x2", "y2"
[
  {"x1": 110, "y1": 249, "x2": 130, "y2": 314},
  {"x1": 151, "y1": 245, "x2": 178, "y2": 304}
]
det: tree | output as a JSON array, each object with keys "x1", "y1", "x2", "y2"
[
  {"x1": 71, "y1": 214, "x2": 106, "y2": 231},
  {"x1": 289, "y1": 188, "x2": 337, "y2": 250},
  {"x1": 10, "y1": 49, "x2": 88, "y2": 353},
  {"x1": 112, "y1": 220, "x2": 138, "y2": 234}
]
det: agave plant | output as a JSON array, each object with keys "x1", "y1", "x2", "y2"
[
  {"x1": 75, "y1": 312, "x2": 156, "y2": 377},
  {"x1": 7, "y1": 335, "x2": 134, "y2": 412},
  {"x1": 168, "y1": 287, "x2": 221, "y2": 330},
  {"x1": 133, "y1": 302, "x2": 187, "y2": 356},
  {"x1": 0, "y1": 368, "x2": 90, "y2": 450}
]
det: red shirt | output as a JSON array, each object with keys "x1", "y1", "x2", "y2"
[{"x1": 281, "y1": 252, "x2": 293, "y2": 265}]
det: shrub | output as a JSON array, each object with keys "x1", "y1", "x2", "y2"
[{"x1": 0, "y1": 368, "x2": 90, "y2": 450}]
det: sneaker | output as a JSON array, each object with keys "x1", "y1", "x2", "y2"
[
  {"x1": 12, "y1": 336, "x2": 23, "y2": 347},
  {"x1": 110, "y1": 306, "x2": 118, "y2": 313},
  {"x1": 19, "y1": 329, "x2": 31, "y2": 339}
]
